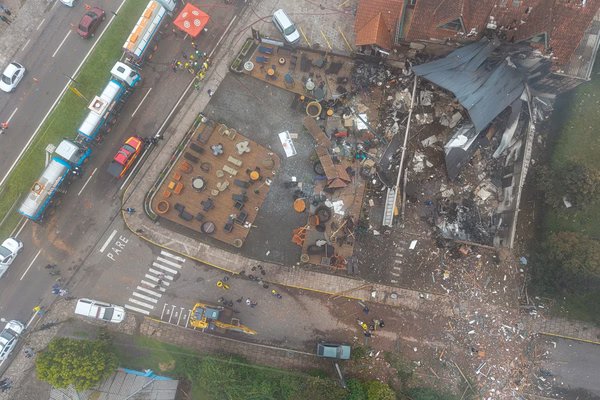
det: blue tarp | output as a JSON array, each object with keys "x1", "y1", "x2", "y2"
[{"x1": 413, "y1": 38, "x2": 525, "y2": 134}]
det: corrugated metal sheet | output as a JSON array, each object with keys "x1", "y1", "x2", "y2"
[{"x1": 413, "y1": 37, "x2": 525, "y2": 134}]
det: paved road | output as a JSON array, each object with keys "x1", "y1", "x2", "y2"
[
  {"x1": 0, "y1": 0, "x2": 122, "y2": 324},
  {"x1": 0, "y1": 0, "x2": 242, "y2": 328}
]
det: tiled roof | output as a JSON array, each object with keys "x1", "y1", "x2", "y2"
[
  {"x1": 355, "y1": 12, "x2": 393, "y2": 49},
  {"x1": 354, "y1": 0, "x2": 404, "y2": 42},
  {"x1": 399, "y1": 0, "x2": 600, "y2": 70}
]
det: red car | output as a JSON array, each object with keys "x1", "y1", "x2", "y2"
[
  {"x1": 107, "y1": 136, "x2": 144, "y2": 178},
  {"x1": 77, "y1": 7, "x2": 105, "y2": 38}
]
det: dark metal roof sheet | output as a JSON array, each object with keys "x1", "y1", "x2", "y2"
[{"x1": 413, "y1": 38, "x2": 525, "y2": 134}]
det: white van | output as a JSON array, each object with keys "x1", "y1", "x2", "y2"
[
  {"x1": 272, "y1": 9, "x2": 300, "y2": 45},
  {"x1": 74, "y1": 298, "x2": 125, "y2": 323}
]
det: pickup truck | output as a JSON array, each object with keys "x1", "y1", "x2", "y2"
[{"x1": 107, "y1": 136, "x2": 144, "y2": 178}]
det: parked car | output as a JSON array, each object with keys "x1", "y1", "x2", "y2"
[
  {"x1": 107, "y1": 136, "x2": 144, "y2": 178},
  {"x1": 59, "y1": 0, "x2": 77, "y2": 6},
  {"x1": 77, "y1": 7, "x2": 106, "y2": 38},
  {"x1": 272, "y1": 9, "x2": 300, "y2": 45},
  {"x1": 0, "y1": 237, "x2": 23, "y2": 278},
  {"x1": 0, "y1": 320, "x2": 25, "y2": 361},
  {"x1": 316, "y1": 342, "x2": 351, "y2": 360},
  {"x1": 0, "y1": 62, "x2": 26, "y2": 93},
  {"x1": 74, "y1": 298, "x2": 125, "y2": 323}
]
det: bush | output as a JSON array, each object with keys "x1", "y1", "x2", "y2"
[
  {"x1": 346, "y1": 378, "x2": 368, "y2": 400},
  {"x1": 537, "y1": 162, "x2": 600, "y2": 208},
  {"x1": 407, "y1": 387, "x2": 460, "y2": 400},
  {"x1": 365, "y1": 380, "x2": 396, "y2": 400}
]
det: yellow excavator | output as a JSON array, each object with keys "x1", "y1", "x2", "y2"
[{"x1": 189, "y1": 302, "x2": 257, "y2": 335}]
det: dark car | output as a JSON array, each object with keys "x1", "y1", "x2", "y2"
[{"x1": 77, "y1": 7, "x2": 105, "y2": 38}]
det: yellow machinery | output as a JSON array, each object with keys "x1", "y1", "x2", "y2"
[{"x1": 189, "y1": 302, "x2": 257, "y2": 335}]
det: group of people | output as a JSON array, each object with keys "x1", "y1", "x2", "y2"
[
  {"x1": 357, "y1": 316, "x2": 385, "y2": 338},
  {"x1": 171, "y1": 42, "x2": 211, "y2": 87},
  {"x1": 0, "y1": 5, "x2": 12, "y2": 25}
]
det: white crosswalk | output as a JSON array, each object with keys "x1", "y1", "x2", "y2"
[{"x1": 124, "y1": 250, "x2": 185, "y2": 316}]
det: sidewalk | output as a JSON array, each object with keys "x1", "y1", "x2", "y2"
[
  {"x1": 528, "y1": 316, "x2": 600, "y2": 345},
  {"x1": 0, "y1": 0, "x2": 47, "y2": 67},
  {"x1": 141, "y1": 318, "x2": 324, "y2": 371}
]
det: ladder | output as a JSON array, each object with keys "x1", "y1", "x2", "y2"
[{"x1": 382, "y1": 187, "x2": 396, "y2": 227}]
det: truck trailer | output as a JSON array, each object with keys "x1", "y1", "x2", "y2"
[
  {"x1": 18, "y1": 140, "x2": 91, "y2": 222},
  {"x1": 76, "y1": 62, "x2": 140, "y2": 143},
  {"x1": 122, "y1": 0, "x2": 176, "y2": 66}
]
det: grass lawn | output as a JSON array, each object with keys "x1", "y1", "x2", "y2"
[
  {"x1": 114, "y1": 335, "x2": 342, "y2": 400},
  {"x1": 544, "y1": 55, "x2": 600, "y2": 236},
  {"x1": 0, "y1": 0, "x2": 148, "y2": 236}
]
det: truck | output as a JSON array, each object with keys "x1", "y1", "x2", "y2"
[
  {"x1": 107, "y1": 135, "x2": 144, "y2": 178},
  {"x1": 122, "y1": 0, "x2": 177, "y2": 66},
  {"x1": 76, "y1": 61, "x2": 141, "y2": 143},
  {"x1": 189, "y1": 302, "x2": 257, "y2": 335},
  {"x1": 18, "y1": 140, "x2": 91, "y2": 222}
]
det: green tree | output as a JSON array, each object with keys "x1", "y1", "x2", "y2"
[
  {"x1": 365, "y1": 380, "x2": 396, "y2": 400},
  {"x1": 544, "y1": 232, "x2": 600, "y2": 277},
  {"x1": 36, "y1": 338, "x2": 118, "y2": 391},
  {"x1": 537, "y1": 162, "x2": 600, "y2": 208}
]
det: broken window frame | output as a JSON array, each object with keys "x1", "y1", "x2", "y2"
[{"x1": 439, "y1": 17, "x2": 465, "y2": 33}]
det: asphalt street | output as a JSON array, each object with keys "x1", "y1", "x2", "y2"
[
  {"x1": 0, "y1": 0, "x2": 244, "y2": 330},
  {"x1": 0, "y1": 0, "x2": 123, "y2": 325}
]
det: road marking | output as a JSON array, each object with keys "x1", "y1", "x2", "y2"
[
  {"x1": 208, "y1": 14, "x2": 237, "y2": 58},
  {"x1": 393, "y1": 266, "x2": 402, "y2": 270},
  {"x1": 136, "y1": 286, "x2": 162, "y2": 297},
  {"x1": 132, "y1": 292, "x2": 158, "y2": 303},
  {"x1": 141, "y1": 280, "x2": 166, "y2": 291},
  {"x1": 0, "y1": 0, "x2": 127, "y2": 190},
  {"x1": 390, "y1": 272, "x2": 400, "y2": 276},
  {"x1": 99, "y1": 229, "x2": 117, "y2": 253},
  {"x1": 168, "y1": 305, "x2": 176, "y2": 323},
  {"x1": 14, "y1": 219, "x2": 28, "y2": 238},
  {"x1": 20, "y1": 249, "x2": 41, "y2": 280},
  {"x1": 148, "y1": 268, "x2": 174, "y2": 280},
  {"x1": 125, "y1": 304, "x2": 150, "y2": 315},
  {"x1": 78, "y1": 167, "x2": 97, "y2": 196},
  {"x1": 156, "y1": 256, "x2": 182, "y2": 269},
  {"x1": 36, "y1": 18, "x2": 46, "y2": 31},
  {"x1": 177, "y1": 307, "x2": 184, "y2": 325},
  {"x1": 128, "y1": 298, "x2": 154, "y2": 309},
  {"x1": 6, "y1": 108, "x2": 18, "y2": 123},
  {"x1": 160, "y1": 303, "x2": 167, "y2": 319},
  {"x1": 22, "y1": 39, "x2": 31, "y2": 52},
  {"x1": 152, "y1": 261, "x2": 178, "y2": 274},
  {"x1": 390, "y1": 279, "x2": 398, "y2": 283},
  {"x1": 394, "y1": 260, "x2": 402, "y2": 264},
  {"x1": 131, "y1": 87, "x2": 152, "y2": 117},
  {"x1": 144, "y1": 274, "x2": 170, "y2": 286},
  {"x1": 160, "y1": 250, "x2": 185, "y2": 262},
  {"x1": 184, "y1": 310, "x2": 190, "y2": 327},
  {"x1": 52, "y1": 30, "x2": 72, "y2": 58}
]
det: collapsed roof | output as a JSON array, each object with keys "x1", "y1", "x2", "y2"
[{"x1": 412, "y1": 37, "x2": 526, "y2": 135}]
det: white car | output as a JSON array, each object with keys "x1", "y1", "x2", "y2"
[
  {"x1": 0, "y1": 62, "x2": 26, "y2": 93},
  {"x1": 0, "y1": 237, "x2": 23, "y2": 278},
  {"x1": 0, "y1": 320, "x2": 25, "y2": 361},
  {"x1": 272, "y1": 9, "x2": 300, "y2": 45},
  {"x1": 59, "y1": 0, "x2": 76, "y2": 6},
  {"x1": 74, "y1": 298, "x2": 125, "y2": 323}
]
